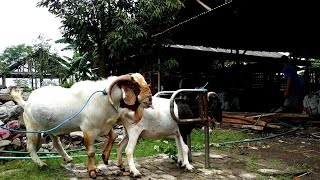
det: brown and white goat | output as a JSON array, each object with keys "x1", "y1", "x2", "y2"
[
  {"x1": 10, "y1": 73, "x2": 153, "y2": 179},
  {"x1": 106, "y1": 91, "x2": 222, "y2": 177}
]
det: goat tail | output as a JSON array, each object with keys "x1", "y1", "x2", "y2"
[{"x1": 10, "y1": 87, "x2": 26, "y2": 108}]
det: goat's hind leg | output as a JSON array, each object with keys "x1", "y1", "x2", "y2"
[
  {"x1": 27, "y1": 133, "x2": 47, "y2": 167},
  {"x1": 102, "y1": 130, "x2": 117, "y2": 165},
  {"x1": 49, "y1": 134, "x2": 73, "y2": 163}
]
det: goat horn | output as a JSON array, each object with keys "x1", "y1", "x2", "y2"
[
  {"x1": 108, "y1": 74, "x2": 133, "y2": 106},
  {"x1": 207, "y1": 91, "x2": 219, "y2": 101}
]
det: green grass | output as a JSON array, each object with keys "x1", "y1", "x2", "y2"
[
  {"x1": 0, "y1": 128, "x2": 251, "y2": 180},
  {"x1": 245, "y1": 155, "x2": 260, "y2": 172},
  {"x1": 0, "y1": 159, "x2": 68, "y2": 180}
]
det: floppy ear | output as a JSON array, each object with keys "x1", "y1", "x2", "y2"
[{"x1": 121, "y1": 84, "x2": 137, "y2": 105}]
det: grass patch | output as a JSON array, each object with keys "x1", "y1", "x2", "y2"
[
  {"x1": 190, "y1": 128, "x2": 252, "y2": 150},
  {"x1": 0, "y1": 159, "x2": 68, "y2": 180},
  {"x1": 245, "y1": 155, "x2": 260, "y2": 172}
]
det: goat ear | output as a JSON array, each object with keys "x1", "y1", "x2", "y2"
[{"x1": 121, "y1": 84, "x2": 136, "y2": 105}]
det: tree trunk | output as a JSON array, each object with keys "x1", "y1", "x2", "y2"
[
  {"x1": 2, "y1": 75, "x2": 6, "y2": 87},
  {"x1": 93, "y1": 53, "x2": 107, "y2": 78}
]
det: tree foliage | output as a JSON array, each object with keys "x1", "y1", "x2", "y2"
[
  {"x1": 38, "y1": 0, "x2": 182, "y2": 77},
  {"x1": 0, "y1": 35, "x2": 70, "y2": 87},
  {"x1": 0, "y1": 44, "x2": 33, "y2": 76},
  {"x1": 32, "y1": 35, "x2": 70, "y2": 85}
]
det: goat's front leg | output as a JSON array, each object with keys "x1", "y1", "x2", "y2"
[
  {"x1": 174, "y1": 135, "x2": 183, "y2": 166},
  {"x1": 176, "y1": 132, "x2": 194, "y2": 171},
  {"x1": 83, "y1": 130, "x2": 99, "y2": 179},
  {"x1": 102, "y1": 129, "x2": 117, "y2": 165},
  {"x1": 117, "y1": 131, "x2": 129, "y2": 171},
  {"x1": 125, "y1": 131, "x2": 141, "y2": 178}
]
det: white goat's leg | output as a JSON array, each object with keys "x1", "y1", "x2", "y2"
[
  {"x1": 117, "y1": 132, "x2": 129, "y2": 171},
  {"x1": 49, "y1": 134, "x2": 73, "y2": 163},
  {"x1": 177, "y1": 132, "x2": 194, "y2": 171},
  {"x1": 27, "y1": 133, "x2": 47, "y2": 167},
  {"x1": 83, "y1": 130, "x2": 100, "y2": 179},
  {"x1": 125, "y1": 131, "x2": 141, "y2": 177},
  {"x1": 102, "y1": 130, "x2": 117, "y2": 165},
  {"x1": 174, "y1": 135, "x2": 183, "y2": 166}
]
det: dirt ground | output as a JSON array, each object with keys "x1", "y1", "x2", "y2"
[
  {"x1": 217, "y1": 124, "x2": 320, "y2": 180},
  {"x1": 65, "y1": 124, "x2": 320, "y2": 180}
]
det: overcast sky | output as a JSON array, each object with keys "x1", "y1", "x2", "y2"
[{"x1": 0, "y1": 0, "x2": 73, "y2": 57}]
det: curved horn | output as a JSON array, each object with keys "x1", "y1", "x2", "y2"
[
  {"x1": 108, "y1": 74, "x2": 133, "y2": 105},
  {"x1": 207, "y1": 91, "x2": 219, "y2": 101}
]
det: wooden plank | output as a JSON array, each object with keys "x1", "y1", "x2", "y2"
[
  {"x1": 227, "y1": 124, "x2": 264, "y2": 131},
  {"x1": 222, "y1": 118, "x2": 266, "y2": 126},
  {"x1": 273, "y1": 113, "x2": 309, "y2": 119},
  {"x1": 265, "y1": 124, "x2": 282, "y2": 129}
]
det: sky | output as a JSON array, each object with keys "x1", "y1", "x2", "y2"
[{"x1": 0, "y1": 0, "x2": 73, "y2": 58}]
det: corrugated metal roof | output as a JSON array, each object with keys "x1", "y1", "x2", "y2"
[{"x1": 169, "y1": 44, "x2": 285, "y2": 58}]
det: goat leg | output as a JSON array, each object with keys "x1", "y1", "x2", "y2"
[
  {"x1": 27, "y1": 133, "x2": 48, "y2": 168},
  {"x1": 176, "y1": 132, "x2": 194, "y2": 171},
  {"x1": 49, "y1": 135, "x2": 73, "y2": 163},
  {"x1": 117, "y1": 132, "x2": 129, "y2": 171},
  {"x1": 102, "y1": 130, "x2": 117, "y2": 165},
  {"x1": 84, "y1": 130, "x2": 98, "y2": 179},
  {"x1": 125, "y1": 130, "x2": 141, "y2": 178}
]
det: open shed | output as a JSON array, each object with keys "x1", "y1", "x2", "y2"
[{"x1": 147, "y1": 0, "x2": 320, "y2": 113}]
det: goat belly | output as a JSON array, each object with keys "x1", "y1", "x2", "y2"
[{"x1": 27, "y1": 101, "x2": 82, "y2": 134}]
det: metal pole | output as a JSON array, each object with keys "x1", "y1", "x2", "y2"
[
  {"x1": 204, "y1": 117, "x2": 210, "y2": 168},
  {"x1": 187, "y1": 134, "x2": 192, "y2": 162},
  {"x1": 203, "y1": 92, "x2": 210, "y2": 168}
]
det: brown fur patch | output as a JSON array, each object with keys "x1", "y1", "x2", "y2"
[
  {"x1": 134, "y1": 106, "x2": 144, "y2": 123},
  {"x1": 121, "y1": 84, "x2": 137, "y2": 105}
]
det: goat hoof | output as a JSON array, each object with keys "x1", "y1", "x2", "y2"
[
  {"x1": 130, "y1": 172, "x2": 141, "y2": 178},
  {"x1": 117, "y1": 164, "x2": 125, "y2": 171},
  {"x1": 89, "y1": 169, "x2": 97, "y2": 179},
  {"x1": 65, "y1": 158, "x2": 73, "y2": 163},
  {"x1": 102, "y1": 154, "x2": 109, "y2": 165},
  {"x1": 39, "y1": 163, "x2": 48, "y2": 169},
  {"x1": 186, "y1": 164, "x2": 194, "y2": 172},
  {"x1": 130, "y1": 170, "x2": 142, "y2": 178}
]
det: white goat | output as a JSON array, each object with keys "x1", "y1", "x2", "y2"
[
  {"x1": 108, "y1": 96, "x2": 194, "y2": 178},
  {"x1": 10, "y1": 73, "x2": 153, "y2": 179}
]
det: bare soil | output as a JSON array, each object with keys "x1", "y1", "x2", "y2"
[{"x1": 218, "y1": 124, "x2": 320, "y2": 179}]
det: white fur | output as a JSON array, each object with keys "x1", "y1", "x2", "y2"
[{"x1": 116, "y1": 96, "x2": 194, "y2": 177}]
